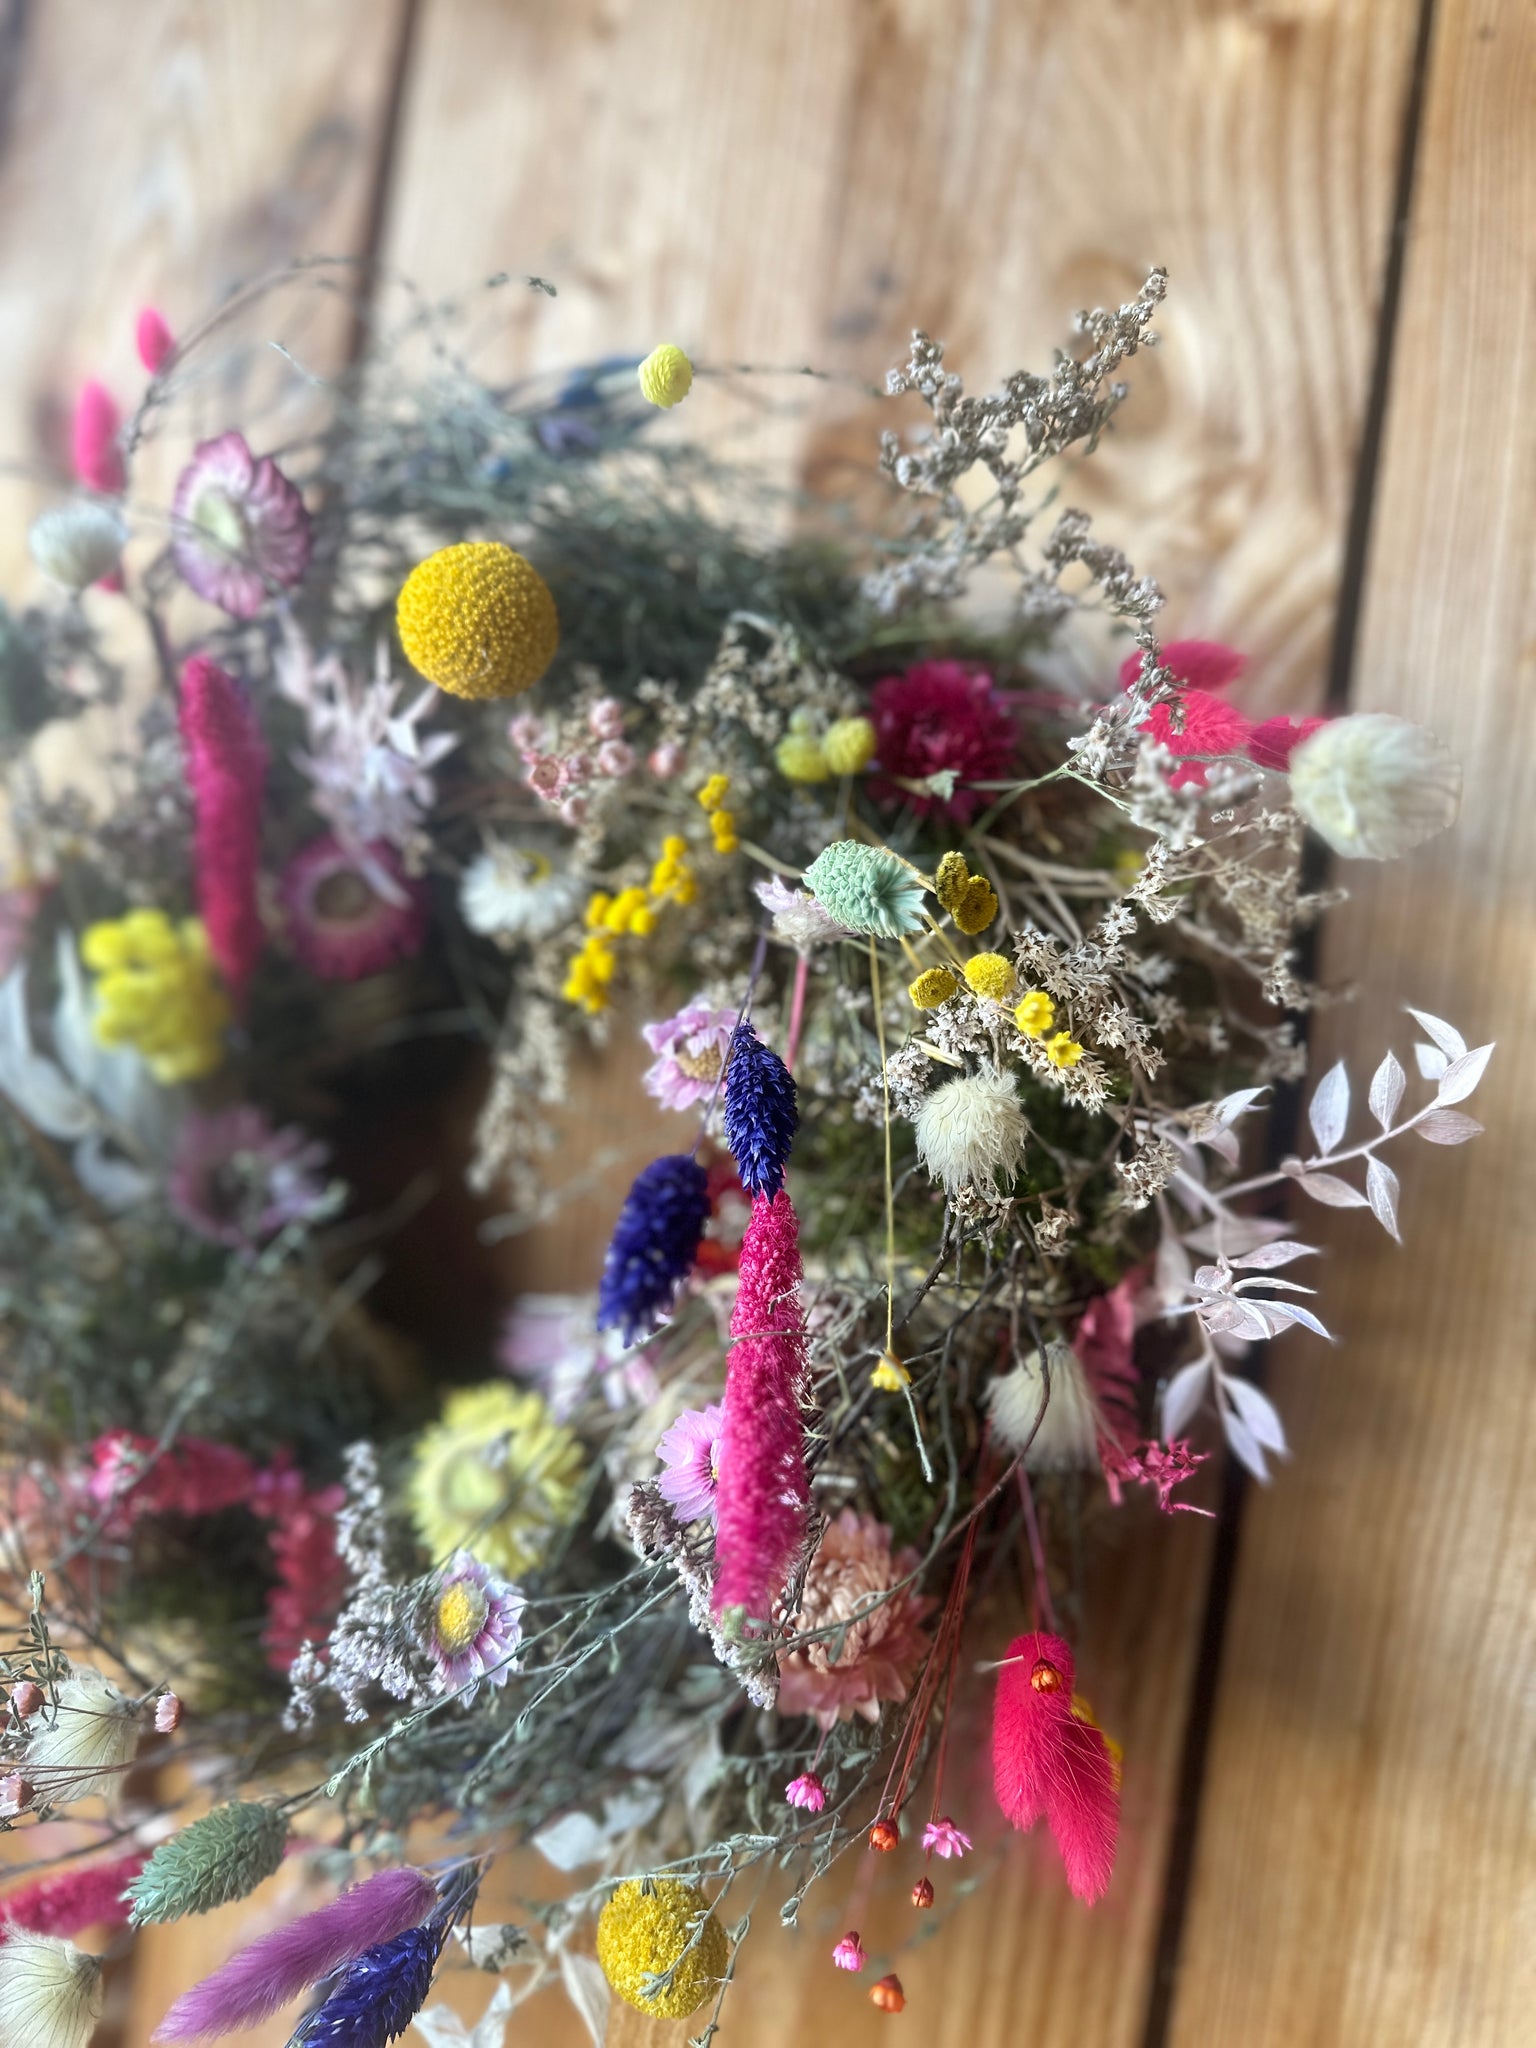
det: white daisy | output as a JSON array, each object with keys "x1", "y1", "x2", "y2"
[{"x1": 461, "y1": 843, "x2": 587, "y2": 942}]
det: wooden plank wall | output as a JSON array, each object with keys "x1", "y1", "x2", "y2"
[{"x1": 1, "y1": 3, "x2": 1530, "y2": 2043}]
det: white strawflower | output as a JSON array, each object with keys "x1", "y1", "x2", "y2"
[
  {"x1": 23, "y1": 1668, "x2": 143, "y2": 1806},
  {"x1": 0, "y1": 1932, "x2": 104, "y2": 2048},
  {"x1": 987, "y1": 1344, "x2": 1100, "y2": 1470},
  {"x1": 460, "y1": 844, "x2": 587, "y2": 942},
  {"x1": 28, "y1": 502, "x2": 126, "y2": 590},
  {"x1": 1288, "y1": 713, "x2": 1460, "y2": 861},
  {"x1": 913, "y1": 1069, "x2": 1027, "y2": 1192}
]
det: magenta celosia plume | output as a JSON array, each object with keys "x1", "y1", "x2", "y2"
[
  {"x1": 72, "y1": 378, "x2": 125, "y2": 493},
  {"x1": 179, "y1": 655, "x2": 268, "y2": 1006},
  {"x1": 0, "y1": 1849, "x2": 147, "y2": 1937},
  {"x1": 992, "y1": 1631, "x2": 1119, "y2": 1903},
  {"x1": 712, "y1": 1189, "x2": 811, "y2": 1627},
  {"x1": 153, "y1": 1866, "x2": 438, "y2": 2041}
]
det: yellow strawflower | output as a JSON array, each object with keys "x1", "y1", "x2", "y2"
[
  {"x1": 410, "y1": 1383, "x2": 583, "y2": 1578},
  {"x1": 822, "y1": 715, "x2": 876, "y2": 775},
  {"x1": 870, "y1": 1350, "x2": 911, "y2": 1392},
  {"x1": 81, "y1": 912, "x2": 229, "y2": 1082},
  {"x1": 908, "y1": 966, "x2": 958, "y2": 1010},
  {"x1": 596, "y1": 1879, "x2": 728, "y2": 2019},
  {"x1": 397, "y1": 541, "x2": 559, "y2": 700},
  {"x1": 1014, "y1": 990, "x2": 1055, "y2": 1039},
  {"x1": 1045, "y1": 1030, "x2": 1084, "y2": 1069},
  {"x1": 637, "y1": 344, "x2": 694, "y2": 409},
  {"x1": 963, "y1": 952, "x2": 1015, "y2": 1003}
]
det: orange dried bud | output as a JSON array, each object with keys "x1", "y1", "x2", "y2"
[
  {"x1": 868, "y1": 1817, "x2": 900, "y2": 1853},
  {"x1": 911, "y1": 1876, "x2": 934, "y2": 1909},
  {"x1": 1031, "y1": 1658, "x2": 1063, "y2": 1693},
  {"x1": 870, "y1": 1973, "x2": 906, "y2": 2013}
]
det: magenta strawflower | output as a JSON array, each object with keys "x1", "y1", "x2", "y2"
[
  {"x1": 427, "y1": 1551, "x2": 525, "y2": 1705},
  {"x1": 281, "y1": 835, "x2": 428, "y2": 981},
  {"x1": 169, "y1": 1105, "x2": 329, "y2": 1252},
  {"x1": 172, "y1": 429, "x2": 311, "y2": 617},
  {"x1": 831, "y1": 1931, "x2": 866, "y2": 1973},
  {"x1": 641, "y1": 1002, "x2": 738, "y2": 1111},
  {"x1": 921, "y1": 1816, "x2": 972, "y2": 1859},
  {"x1": 868, "y1": 660, "x2": 1016, "y2": 821},
  {"x1": 655, "y1": 1402, "x2": 724, "y2": 1523},
  {"x1": 785, "y1": 1771, "x2": 826, "y2": 1813}
]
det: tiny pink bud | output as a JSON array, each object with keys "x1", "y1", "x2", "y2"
[
  {"x1": 0, "y1": 1773, "x2": 32, "y2": 1816},
  {"x1": 72, "y1": 379, "x2": 125, "y2": 494},
  {"x1": 558, "y1": 795, "x2": 589, "y2": 826},
  {"x1": 595, "y1": 739, "x2": 635, "y2": 778},
  {"x1": 508, "y1": 712, "x2": 544, "y2": 752},
  {"x1": 527, "y1": 757, "x2": 562, "y2": 796},
  {"x1": 831, "y1": 1931, "x2": 867, "y2": 1973},
  {"x1": 9, "y1": 1681, "x2": 43, "y2": 1719},
  {"x1": 154, "y1": 1692, "x2": 182, "y2": 1733},
  {"x1": 648, "y1": 741, "x2": 686, "y2": 779},
  {"x1": 135, "y1": 308, "x2": 176, "y2": 375},
  {"x1": 588, "y1": 696, "x2": 626, "y2": 740}
]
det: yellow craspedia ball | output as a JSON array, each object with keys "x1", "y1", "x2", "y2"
[
  {"x1": 637, "y1": 343, "x2": 694, "y2": 409},
  {"x1": 963, "y1": 952, "x2": 1015, "y2": 1003},
  {"x1": 596, "y1": 1879, "x2": 728, "y2": 2019},
  {"x1": 823, "y1": 714, "x2": 877, "y2": 776},
  {"x1": 397, "y1": 541, "x2": 559, "y2": 700},
  {"x1": 775, "y1": 731, "x2": 830, "y2": 783}
]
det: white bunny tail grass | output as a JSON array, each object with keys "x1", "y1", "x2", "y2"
[
  {"x1": 987, "y1": 1343, "x2": 1101, "y2": 1471},
  {"x1": 0, "y1": 1932, "x2": 104, "y2": 2048},
  {"x1": 913, "y1": 1070, "x2": 1028, "y2": 1192},
  {"x1": 1288, "y1": 712, "x2": 1460, "y2": 861}
]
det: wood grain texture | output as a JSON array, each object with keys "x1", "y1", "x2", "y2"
[{"x1": 1169, "y1": 5, "x2": 1536, "y2": 2044}]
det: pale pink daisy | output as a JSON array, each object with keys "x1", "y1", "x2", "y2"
[
  {"x1": 654, "y1": 1402, "x2": 724, "y2": 1524},
  {"x1": 921, "y1": 1816, "x2": 972, "y2": 1859},
  {"x1": 427, "y1": 1552, "x2": 525, "y2": 1706},
  {"x1": 641, "y1": 1003, "x2": 738, "y2": 1111}
]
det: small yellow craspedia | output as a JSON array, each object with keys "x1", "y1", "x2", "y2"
[
  {"x1": 637, "y1": 344, "x2": 695, "y2": 409},
  {"x1": 823, "y1": 715, "x2": 877, "y2": 776},
  {"x1": 596, "y1": 1878, "x2": 728, "y2": 2019},
  {"x1": 963, "y1": 952, "x2": 1015, "y2": 1003},
  {"x1": 953, "y1": 875, "x2": 999, "y2": 934},
  {"x1": 908, "y1": 966, "x2": 959, "y2": 1010},
  {"x1": 775, "y1": 731, "x2": 830, "y2": 784},
  {"x1": 397, "y1": 541, "x2": 559, "y2": 701},
  {"x1": 933, "y1": 851, "x2": 971, "y2": 914}
]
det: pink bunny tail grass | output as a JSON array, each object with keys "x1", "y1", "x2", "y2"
[
  {"x1": 179, "y1": 655, "x2": 268, "y2": 1006},
  {"x1": 992, "y1": 1631, "x2": 1120, "y2": 1904},
  {"x1": 72, "y1": 379, "x2": 125, "y2": 493},
  {"x1": 712, "y1": 1189, "x2": 811, "y2": 1627},
  {"x1": 136, "y1": 308, "x2": 176, "y2": 374},
  {"x1": 153, "y1": 1866, "x2": 437, "y2": 2041},
  {"x1": 0, "y1": 1850, "x2": 147, "y2": 1937}
]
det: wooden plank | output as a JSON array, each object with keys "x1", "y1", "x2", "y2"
[
  {"x1": 1169, "y1": 5, "x2": 1536, "y2": 2043},
  {"x1": 379, "y1": 6, "x2": 1422, "y2": 2045}
]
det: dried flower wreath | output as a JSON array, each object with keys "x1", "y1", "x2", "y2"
[{"x1": 0, "y1": 265, "x2": 1488, "y2": 2044}]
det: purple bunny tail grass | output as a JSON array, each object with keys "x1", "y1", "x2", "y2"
[
  {"x1": 290, "y1": 1920, "x2": 444, "y2": 2046},
  {"x1": 723, "y1": 1020, "x2": 798, "y2": 1200},
  {"x1": 152, "y1": 1867, "x2": 437, "y2": 2042},
  {"x1": 712, "y1": 1189, "x2": 811, "y2": 1628}
]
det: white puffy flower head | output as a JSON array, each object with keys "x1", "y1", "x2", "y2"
[
  {"x1": 461, "y1": 844, "x2": 587, "y2": 942},
  {"x1": 986, "y1": 1343, "x2": 1100, "y2": 1471},
  {"x1": 913, "y1": 1069, "x2": 1027, "y2": 1192},
  {"x1": 29, "y1": 502, "x2": 126, "y2": 590},
  {"x1": 1288, "y1": 713, "x2": 1460, "y2": 861},
  {"x1": 0, "y1": 1932, "x2": 103, "y2": 2048}
]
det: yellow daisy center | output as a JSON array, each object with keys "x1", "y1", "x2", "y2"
[{"x1": 436, "y1": 1581, "x2": 488, "y2": 1655}]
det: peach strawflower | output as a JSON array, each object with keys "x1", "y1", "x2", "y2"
[{"x1": 777, "y1": 1509, "x2": 931, "y2": 1729}]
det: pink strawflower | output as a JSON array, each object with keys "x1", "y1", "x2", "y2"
[
  {"x1": 831, "y1": 1931, "x2": 867, "y2": 1973},
  {"x1": 1101, "y1": 1438, "x2": 1212, "y2": 1515},
  {"x1": 785, "y1": 1771, "x2": 826, "y2": 1812},
  {"x1": 595, "y1": 739, "x2": 635, "y2": 777},
  {"x1": 135, "y1": 307, "x2": 176, "y2": 374},
  {"x1": 1247, "y1": 713, "x2": 1328, "y2": 770},
  {"x1": 72, "y1": 379, "x2": 124, "y2": 492},
  {"x1": 1117, "y1": 639, "x2": 1247, "y2": 696},
  {"x1": 0, "y1": 1848, "x2": 147, "y2": 1936},
  {"x1": 641, "y1": 1002, "x2": 738, "y2": 1111},
  {"x1": 426, "y1": 1551, "x2": 525, "y2": 1705},
  {"x1": 252, "y1": 1464, "x2": 346, "y2": 1673},
  {"x1": 649, "y1": 741, "x2": 686, "y2": 778},
  {"x1": 587, "y1": 697, "x2": 627, "y2": 740},
  {"x1": 171, "y1": 429, "x2": 311, "y2": 617},
  {"x1": 712, "y1": 1190, "x2": 811, "y2": 1628},
  {"x1": 993, "y1": 1632, "x2": 1120, "y2": 1903},
  {"x1": 153, "y1": 1866, "x2": 438, "y2": 2042},
  {"x1": 655, "y1": 1403, "x2": 724, "y2": 1524},
  {"x1": 280, "y1": 834, "x2": 428, "y2": 981},
  {"x1": 921, "y1": 1816, "x2": 972, "y2": 1859},
  {"x1": 178, "y1": 655, "x2": 268, "y2": 1004},
  {"x1": 777, "y1": 1509, "x2": 932, "y2": 1730},
  {"x1": 869, "y1": 660, "x2": 1016, "y2": 821},
  {"x1": 169, "y1": 1106, "x2": 330, "y2": 1253}
]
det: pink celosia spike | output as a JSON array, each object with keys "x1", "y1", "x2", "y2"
[
  {"x1": 0, "y1": 1849, "x2": 147, "y2": 1937},
  {"x1": 178, "y1": 656, "x2": 269, "y2": 1006},
  {"x1": 712, "y1": 1189, "x2": 811, "y2": 1627},
  {"x1": 136, "y1": 308, "x2": 176, "y2": 375},
  {"x1": 153, "y1": 1866, "x2": 437, "y2": 2041},
  {"x1": 72, "y1": 379, "x2": 125, "y2": 493},
  {"x1": 992, "y1": 1631, "x2": 1120, "y2": 1904}
]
